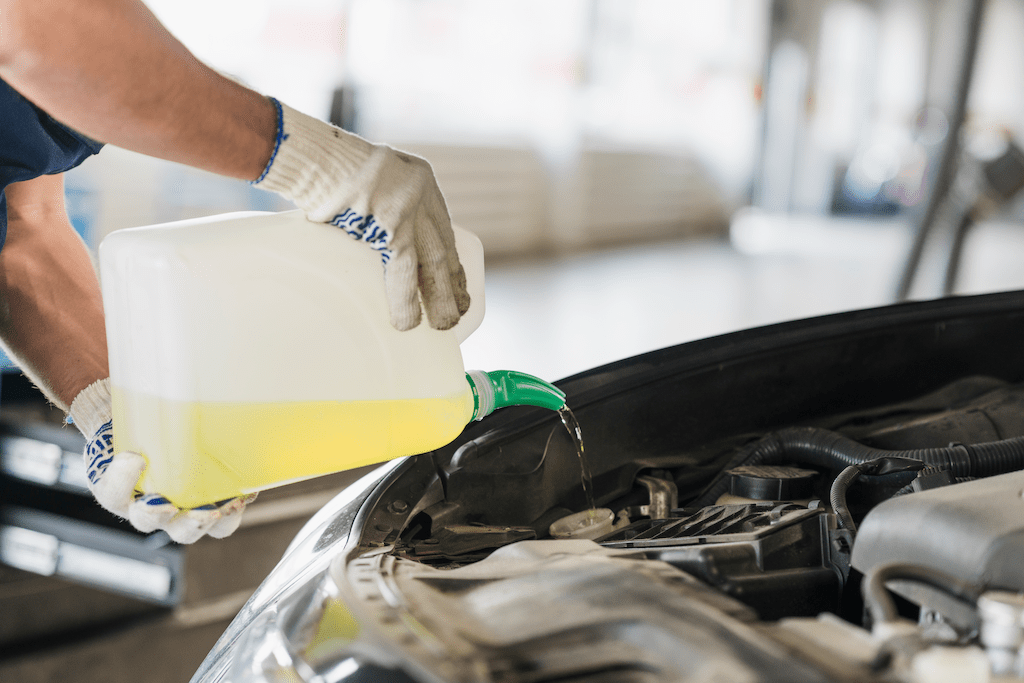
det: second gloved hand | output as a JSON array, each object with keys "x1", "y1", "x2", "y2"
[
  {"x1": 252, "y1": 99, "x2": 471, "y2": 331},
  {"x1": 70, "y1": 378, "x2": 253, "y2": 544}
]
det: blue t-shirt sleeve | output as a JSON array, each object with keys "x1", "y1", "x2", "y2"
[{"x1": 0, "y1": 78, "x2": 104, "y2": 250}]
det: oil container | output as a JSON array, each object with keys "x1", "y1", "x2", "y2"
[{"x1": 99, "y1": 210, "x2": 488, "y2": 508}]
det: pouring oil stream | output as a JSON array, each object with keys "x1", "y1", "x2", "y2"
[
  {"x1": 558, "y1": 406, "x2": 596, "y2": 517},
  {"x1": 467, "y1": 370, "x2": 596, "y2": 520}
]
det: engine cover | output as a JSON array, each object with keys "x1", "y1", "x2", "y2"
[{"x1": 852, "y1": 470, "x2": 1024, "y2": 592}]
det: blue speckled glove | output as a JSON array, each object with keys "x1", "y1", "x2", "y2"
[
  {"x1": 71, "y1": 379, "x2": 254, "y2": 544},
  {"x1": 252, "y1": 99, "x2": 470, "y2": 331}
]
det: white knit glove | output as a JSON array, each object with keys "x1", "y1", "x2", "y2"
[
  {"x1": 253, "y1": 99, "x2": 471, "y2": 331},
  {"x1": 70, "y1": 378, "x2": 253, "y2": 544}
]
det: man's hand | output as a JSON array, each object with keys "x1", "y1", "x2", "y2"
[
  {"x1": 73, "y1": 378, "x2": 253, "y2": 544},
  {"x1": 252, "y1": 100, "x2": 471, "y2": 331}
]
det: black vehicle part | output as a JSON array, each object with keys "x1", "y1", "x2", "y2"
[
  {"x1": 829, "y1": 468, "x2": 863, "y2": 534},
  {"x1": 892, "y1": 466, "x2": 964, "y2": 497},
  {"x1": 600, "y1": 503, "x2": 841, "y2": 620},
  {"x1": 853, "y1": 470, "x2": 1024, "y2": 630},
  {"x1": 728, "y1": 465, "x2": 817, "y2": 501},
  {"x1": 693, "y1": 427, "x2": 1024, "y2": 508},
  {"x1": 830, "y1": 458, "x2": 926, "y2": 534}
]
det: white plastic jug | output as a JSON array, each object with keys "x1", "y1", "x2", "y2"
[{"x1": 100, "y1": 210, "x2": 491, "y2": 508}]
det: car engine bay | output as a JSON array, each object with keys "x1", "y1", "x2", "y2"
[
  {"x1": 333, "y1": 295, "x2": 1024, "y2": 683},
  {"x1": 197, "y1": 293, "x2": 1024, "y2": 683}
]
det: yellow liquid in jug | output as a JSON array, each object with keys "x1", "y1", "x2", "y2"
[{"x1": 111, "y1": 387, "x2": 476, "y2": 509}]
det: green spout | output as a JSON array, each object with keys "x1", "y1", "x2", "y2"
[{"x1": 466, "y1": 370, "x2": 566, "y2": 421}]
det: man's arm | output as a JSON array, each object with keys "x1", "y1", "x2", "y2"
[
  {"x1": 0, "y1": 0, "x2": 470, "y2": 332},
  {"x1": 0, "y1": 174, "x2": 108, "y2": 409},
  {"x1": 0, "y1": 0, "x2": 275, "y2": 181}
]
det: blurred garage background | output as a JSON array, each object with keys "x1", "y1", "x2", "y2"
[{"x1": 5, "y1": 0, "x2": 1024, "y2": 680}]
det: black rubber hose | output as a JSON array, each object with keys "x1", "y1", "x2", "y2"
[
  {"x1": 863, "y1": 563, "x2": 982, "y2": 627},
  {"x1": 693, "y1": 427, "x2": 1024, "y2": 507},
  {"x1": 831, "y1": 458, "x2": 925, "y2": 535},
  {"x1": 829, "y1": 465, "x2": 861, "y2": 533}
]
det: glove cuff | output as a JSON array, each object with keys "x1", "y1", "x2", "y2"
[
  {"x1": 69, "y1": 377, "x2": 112, "y2": 438},
  {"x1": 252, "y1": 99, "x2": 378, "y2": 220}
]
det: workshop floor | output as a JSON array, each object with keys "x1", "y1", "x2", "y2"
[{"x1": 459, "y1": 211, "x2": 1024, "y2": 381}]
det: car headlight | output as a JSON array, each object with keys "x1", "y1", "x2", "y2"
[
  {"x1": 212, "y1": 558, "x2": 417, "y2": 683},
  {"x1": 191, "y1": 461, "x2": 406, "y2": 683}
]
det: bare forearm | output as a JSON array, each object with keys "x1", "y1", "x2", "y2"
[
  {"x1": 0, "y1": 0, "x2": 276, "y2": 181},
  {"x1": 0, "y1": 176, "x2": 108, "y2": 409}
]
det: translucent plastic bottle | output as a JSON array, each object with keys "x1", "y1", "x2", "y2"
[{"x1": 99, "y1": 211, "x2": 563, "y2": 508}]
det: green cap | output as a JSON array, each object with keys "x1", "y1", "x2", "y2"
[{"x1": 466, "y1": 370, "x2": 566, "y2": 421}]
